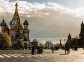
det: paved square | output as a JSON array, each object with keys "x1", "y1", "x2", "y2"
[{"x1": 0, "y1": 49, "x2": 84, "y2": 62}]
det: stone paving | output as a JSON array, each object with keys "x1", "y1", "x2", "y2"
[{"x1": 0, "y1": 49, "x2": 84, "y2": 62}]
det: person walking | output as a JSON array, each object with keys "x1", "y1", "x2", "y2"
[
  {"x1": 31, "y1": 46, "x2": 35, "y2": 55},
  {"x1": 51, "y1": 46, "x2": 55, "y2": 53},
  {"x1": 65, "y1": 45, "x2": 70, "y2": 55}
]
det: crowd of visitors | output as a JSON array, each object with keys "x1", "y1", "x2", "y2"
[{"x1": 31, "y1": 46, "x2": 43, "y2": 55}]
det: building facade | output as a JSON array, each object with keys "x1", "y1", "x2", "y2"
[{"x1": 0, "y1": 3, "x2": 30, "y2": 49}]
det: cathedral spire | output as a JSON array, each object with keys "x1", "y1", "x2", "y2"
[
  {"x1": 13, "y1": 3, "x2": 20, "y2": 19},
  {"x1": 15, "y1": 2, "x2": 18, "y2": 9},
  {"x1": 13, "y1": 3, "x2": 20, "y2": 25}
]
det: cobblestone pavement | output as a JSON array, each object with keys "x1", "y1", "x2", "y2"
[{"x1": 0, "y1": 49, "x2": 84, "y2": 62}]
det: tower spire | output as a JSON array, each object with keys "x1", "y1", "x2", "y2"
[
  {"x1": 60, "y1": 39, "x2": 62, "y2": 46},
  {"x1": 13, "y1": 3, "x2": 20, "y2": 25},
  {"x1": 15, "y1": 2, "x2": 18, "y2": 10},
  {"x1": 13, "y1": 3, "x2": 20, "y2": 19}
]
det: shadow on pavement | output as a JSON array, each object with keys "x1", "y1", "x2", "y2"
[{"x1": 59, "y1": 54, "x2": 66, "y2": 55}]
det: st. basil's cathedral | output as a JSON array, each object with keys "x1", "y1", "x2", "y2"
[{"x1": 0, "y1": 3, "x2": 30, "y2": 49}]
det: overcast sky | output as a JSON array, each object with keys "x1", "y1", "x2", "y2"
[
  {"x1": 9, "y1": 0, "x2": 84, "y2": 8},
  {"x1": 0, "y1": 0, "x2": 84, "y2": 17},
  {"x1": 0, "y1": 0, "x2": 84, "y2": 39}
]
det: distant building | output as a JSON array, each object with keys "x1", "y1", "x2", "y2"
[
  {"x1": 59, "y1": 39, "x2": 62, "y2": 46},
  {"x1": 0, "y1": 3, "x2": 30, "y2": 49}
]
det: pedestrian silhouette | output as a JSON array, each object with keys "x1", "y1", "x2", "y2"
[
  {"x1": 31, "y1": 46, "x2": 35, "y2": 55},
  {"x1": 51, "y1": 46, "x2": 55, "y2": 53},
  {"x1": 65, "y1": 45, "x2": 70, "y2": 55}
]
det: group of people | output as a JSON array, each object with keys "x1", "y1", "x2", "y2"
[
  {"x1": 51, "y1": 46, "x2": 55, "y2": 53},
  {"x1": 31, "y1": 45, "x2": 78, "y2": 55},
  {"x1": 31, "y1": 46, "x2": 43, "y2": 55},
  {"x1": 51, "y1": 45, "x2": 70, "y2": 55}
]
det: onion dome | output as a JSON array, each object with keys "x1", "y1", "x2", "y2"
[
  {"x1": 1, "y1": 19, "x2": 7, "y2": 26},
  {"x1": 19, "y1": 24, "x2": 23, "y2": 30},
  {"x1": 10, "y1": 19, "x2": 16, "y2": 25},
  {"x1": 23, "y1": 19, "x2": 29, "y2": 25}
]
